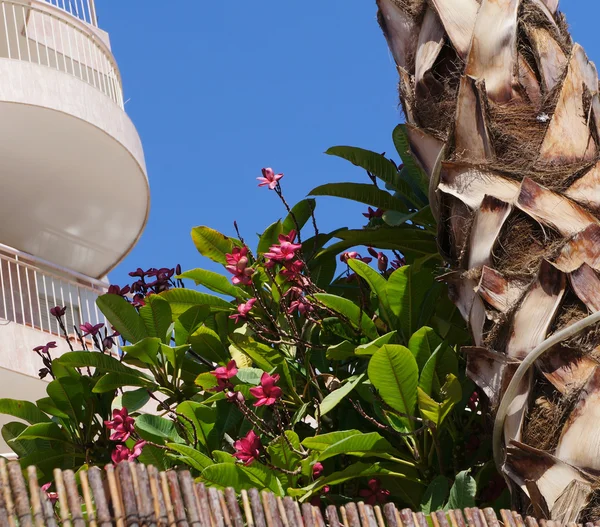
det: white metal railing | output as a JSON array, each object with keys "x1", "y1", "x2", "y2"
[
  {"x1": 0, "y1": 0, "x2": 122, "y2": 107},
  {"x1": 40, "y1": 0, "x2": 96, "y2": 26},
  {"x1": 0, "y1": 244, "x2": 109, "y2": 339}
]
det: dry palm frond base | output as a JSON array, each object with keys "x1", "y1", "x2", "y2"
[{"x1": 378, "y1": 0, "x2": 600, "y2": 519}]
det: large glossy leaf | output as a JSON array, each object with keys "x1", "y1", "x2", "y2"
[
  {"x1": 0, "y1": 399, "x2": 50, "y2": 424},
  {"x1": 418, "y1": 375, "x2": 462, "y2": 426},
  {"x1": 2, "y1": 422, "x2": 35, "y2": 457},
  {"x1": 421, "y1": 476, "x2": 450, "y2": 514},
  {"x1": 347, "y1": 259, "x2": 394, "y2": 325},
  {"x1": 283, "y1": 199, "x2": 316, "y2": 234},
  {"x1": 57, "y1": 352, "x2": 153, "y2": 380},
  {"x1": 325, "y1": 146, "x2": 400, "y2": 188},
  {"x1": 167, "y1": 443, "x2": 213, "y2": 471},
  {"x1": 160, "y1": 289, "x2": 232, "y2": 318},
  {"x1": 230, "y1": 334, "x2": 284, "y2": 371},
  {"x1": 93, "y1": 373, "x2": 155, "y2": 393},
  {"x1": 179, "y1": 269, "x2": 248, "y2": 299},
  {"x1": 189, "y1": 326, "x2": 228, "y2": 364},
  {"x1": 355, "y1": 332, "x2": 398, "y2": 357},
  {"x1": 123, "y1": 337, "x2": 161, "y2": 366},
  {"x1": 191, "y1": 226, "x2": 234, "y2": 264},
  {"x1": 302, "y1": 430, "x2": 361, "y2": 451},
  {"x1": 312, "y1": 293, "x2": 378, "y2": 340},
  {"x1": 139, "y1": 296, "x2": 173, "y2": 343},
  {"x1": 176, "y1": 401, "x2": 218, "y2": 451},
  {"x1": 392, "y1": 125, "x2": 428, "y2": 195},
  {"x1": 17, "y1": 423, "x2": 70, "y2": 443},
  {"x1": 446, "y1": 470, "x2": 476, "y2": 510},
  {"x1": 135, "y1": 414, "x2": 183, "y2": 445},
  {"x1": 47, "y1": 377, "x2": 85, "y2": 422},
  {"x1": 308, "y1": 253, "x2": 337, "y2": 289},
  {"x1": 199, "y1": 463, "x2": 282, "y2": 494},
  {"x1": 319, "y1": 374, "x2": 365, "y2": 416},
  {"x1": 318, "y1": 432, "x2": 404, "y2": 462},
  {"x1": 97, "y1": 294, "x2": 148, "y2": 344},
  {"x1": 113, "y1": 388, "x2": 151, "y2": 413},
  {"x1": 174, "y1": 305, "x2": 211, "y2": 346},
  {"x1": 310, "y1": 183, "x2": 408, "y2": 213},
  {"x1": 36, "y1": 397, "x2": 69, "y2": 420},
  {"x1": 368, "y1": 345, "x2": 419, "y2": 427},
  {"x1": 387, "y1": 265, "x2": 434, "y2": 341},
  {"x1": 138, "y1": 444, "x2": 173, "y2": 471},
  {"x1": 325, "y1": 341, "x2": 355, "y2": 360},
  {"x1": 408, "y1": 327, "x2": 441, "y2": 371},
  {"x1": 321, "y1": 227, "x2": 438, "y2": 262}
]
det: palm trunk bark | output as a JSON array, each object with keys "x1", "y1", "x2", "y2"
[{"x1": 377, "y1": 0, "x2": 600, "y2": 520}]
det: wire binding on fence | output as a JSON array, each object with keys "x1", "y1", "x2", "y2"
[{"x1": 0, "y1": 459, "x2": 592, "y2": 527}]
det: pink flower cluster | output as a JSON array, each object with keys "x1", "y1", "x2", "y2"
[
  {"x1": 233, "y1": 430, "x2": 262, "y2": 465},
  {"x1": 340, "y1": 251, "x2": 372, "y2": 264},
  {"x1": 265, "y1": 230, "x2": 306, "y2": 284},
  {"x1": 210, "y1": 360, "x2": 238, "y2": 392},
  {"x1": 285, "y1": 286, "x2": 313, "y2": 316},
  {"x1": 225, "y1": 247, "x2": 254, "y2": 286},
  {"x1": 249, "y1": 372, "x2": 282, "y2": 406},
  {"x1": 229, "y1": 298, "x2": 257, "y2": 324},
  {"x1": 105, "y1": 407, "x2": 146, "y2": 464},
  {"x1": 359, "y1": 478, "x2": 390, "y2": 505}
]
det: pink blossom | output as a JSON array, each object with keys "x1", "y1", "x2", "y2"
[
  {"x1": 105, "y1": 408, "x2": 135, "y2": 442},
  {"x1": 211, "y1": 360, "x2": 239, "y2": 392},
  {"x1": 340, "y1": 252, "x2": 372, "y2": 264},
  {"x1": 33, "y1": 342, "x2": 57, "y2": 354},
  {"x1": 41, "y1": 483, "x2": 58, "y2": 506},
  {"x1": 80, "y1": 322, "x2": 105, "y2": 337},
  {"x1": 249, "y1": 372, "x2": 282, "y2": 407},
  {"x1": 257, "y1": 168, "x2": 283, "y2": 190},
  {"x1": 111, "y1": 440, "x2": 146, "y2": 464},
  {"x1": 280, "y1": 260, "x2": 305, "y2": 282},
  {"x1": 287, "y1": 299, "x2": 313, "y2": 316},
  {"x1": 229, "y1": 298, "x2": 257, "y2": 324},
  {"x1": 132, "y1": 294, "x2": 146, "y2": 307},
  {"x1": 225, "y1": 247, "x2": 255, "y2": 286},
  {"x1": 233, "y1": 430, "x2": 262, "y2": 465},
  {"x1": 358, "y1": 479, "x2": 390, "y2": 505},
  {"x1": 264, "y1": 232, "x2": 302, "y2": 264},
  {"x1": 362, "y1": 207, "x2": 384, "y2": 220},
  {"x1": 50, "y1": 306, "x2": 66, "y2": 318},
  {"x1": 367, "y1": 248, "x2": 388, "y2": 272},
  {"x1": 226, "y1": 391, "x2": 245, "y2": 404},
  {"x1": 391, "y1": 257, "x2": 406, "y2": 269},
  {"x1": 312, "y1": 462, "x2": 324, "y2": 479}
]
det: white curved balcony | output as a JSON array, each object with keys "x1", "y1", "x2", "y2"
[{"x1": 0, "y1": 0, "x2": 149, "y2": 279}]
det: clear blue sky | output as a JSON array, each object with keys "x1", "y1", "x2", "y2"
[{"x1": 101, "y1": 2, "x2": 600, "y2": 287}]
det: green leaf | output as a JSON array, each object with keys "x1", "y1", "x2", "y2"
[
  {"x1": 408, "y1": 327, "x2": 441, "y2": 372},
  {"x1": 0, "y1": 399, "x2": 50, "y2": 424},
  {"x1": 310, "y1": 183, "x2": 408, "y2": 213},
  {"x1": 446, "y1": 470, "x2": 476, "y2": 510},
  {"x1": 174, "y1": 305, "x2": 211, "y2": 346},
  {"x1": 93, "y1": 373, "x2": 154, "y2": 393},
  {"x1": 368, "y1": 345, "x2": 419, "y2": 427},
  {"x1": 355, "y1": 332, "x2": 398, "y2": 356},
  {"x1": 420, "y1": 476, "x2": 449, "y2": 514},
  {"x1": 167, "y1": 444, "x2": 213, "y2": 471},
  {"x1": 17, "y1": 423, "x2": 70, "y2": 443},
  {"x1": 258, "y1": 220, "x2": 284, "y2": 255},
  {"x1": 319, "y1": 374, "x2": 365, "y2": 416},
  {"x1": 47, "y1": 377, "x2": 85, "y2": 422},
  {"x1": 312, "y1": 293, "x2": 378, "y2": 340},
  {"x1": 322, "y1": 227, "x2": 438, "y2": 262},
  {"x1": 191, "y1": 226, "x2": 234, "y2": 265},
  {"x1": 160, "y1": 289, "x2": 232, "y2": 318},
  {"x1": 190, "y1": 326, "x2": 228, "y2": 364},
  {"x1": 230, "y1": 334, "x2": 284, "y2": 371},
  {"x1": 235, "y1": 368, "x2": 264, "y2": 385},
  {"x1": 382, "y1": 210, "x2": 420, "y2": 227},
  {"x1": 417, "y1": 375, "x2": 461, "y2": 426},
  {"x1": 325, "y1": 341, "x2": 355, "y2": 360},
  {"x1": 195, "y1": 372, "x2": 219, "y2": 391},
  {"x1": 123, "y1": 337, "x2": 161, "y2": 367},
  {"x1": 387, "y1": 265, "x2": 434, "y2": 341},
  {"x1": 308, "y1": 253, "x2": 337, "y2": 289},
  {"x1": 113, "y1": 388, "x2": 151, "y2": 413},
  {"x1": 268, "y1": 431, "x2": 302, "y2": 472},
  {"x1": 318, "y1": 432, "x2": 404, "y2": 462},
  {"x1": 325, "y1": 146, "x2": 400, "y2": 188},
  {"x1": 57, "y1": 352, "x2": 153, "y2": 380},
  {"x1": 283, "y1": 199, "x2": 316, "y2": 234},
  {"x1": 347, "y1": 259, "x2": 396, "y2": 327},
  {"x1": 139, "y1": 296, "x2": 173, "y2": 344},
  {"x1": 36, "y1": 398, "x2": 69, "y2": 420},
  {"x1": 2, "y1": 422, "x2": 35, "y2": 457},
  {"x1": 392, "y1": 125, "x2": 428, "y2": 195},
  {"x1": 97, "y1": 294, "x2": 148, "y2": 344},
  {"x1": 135, "y1": 414, "x2": 183, "y2": 445},
  {"x1": 199, "y1": 463, "x2": 269, "y2": 492},
  {"x1": 176, "y1": 402, "x2": 218, "y2": 451},
  {"x1": 302, "y1": 430, "x2": 361, "y2": 451},
  {"x1": 179, "y1": 269, "x2": 248, "y2": 299},
  {"x1": 138, "y1": 444, "x2": 173, "y2": 471}
]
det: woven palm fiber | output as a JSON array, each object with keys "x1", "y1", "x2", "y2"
[{"x1": 0, "y1": 459, "x2": 588, "y2": 527}]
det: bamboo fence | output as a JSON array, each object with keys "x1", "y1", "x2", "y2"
[{"x1": 0, "y1": 459, "x2": 589, "y2": 527}]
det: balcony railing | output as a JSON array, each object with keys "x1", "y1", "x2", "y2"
[
  {"x1": 41, "y1": 0, "x2": 97, "y2": 26},
  {"x1": 0, "y1": 0, "x2": 123, "y2": 107},
  {"x1": 0, "y1": 243, "x2": 109, "y2": 339}
]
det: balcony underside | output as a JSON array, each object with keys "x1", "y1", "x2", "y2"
[{"x1": 0, "y1": 59, "x2": 149, "y2": 279}]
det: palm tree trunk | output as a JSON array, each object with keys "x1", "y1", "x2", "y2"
[{"x1": 377, "y1": 0, "x2": 600, "y2": 520}]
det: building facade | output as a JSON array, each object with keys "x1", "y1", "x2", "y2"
[{"x1": 0, "y1": 0, "x2": 148, "y2": 449}]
